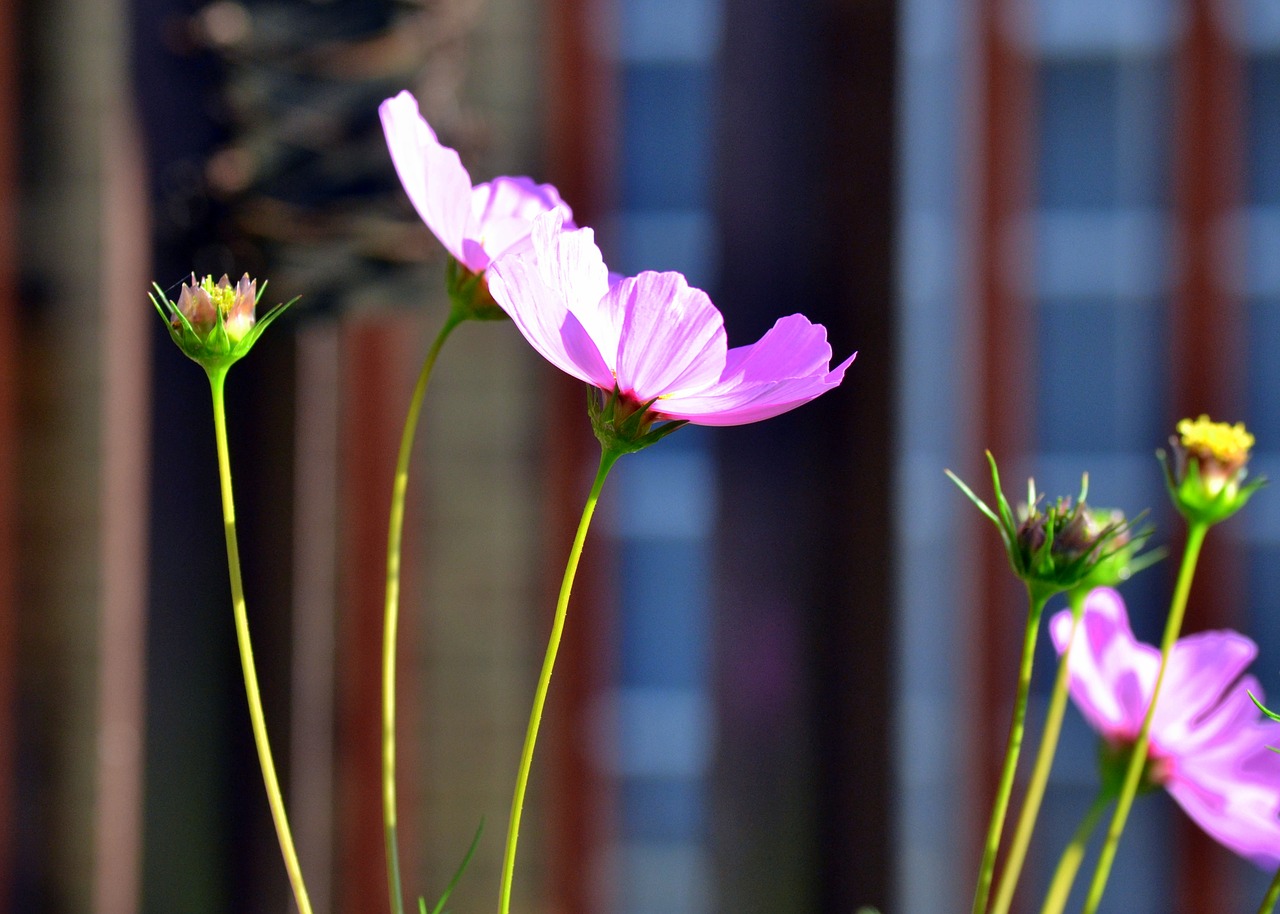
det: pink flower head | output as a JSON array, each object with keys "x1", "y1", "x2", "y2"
[
  {"x1": 486, "y1": 211, "x2": 855, "y2": 428},
  {"x1": 1051, "y1": 588, "x2": 1280, "y2": 867},
  {"x1": 379, "y1": 90, "x2": 573, "y2": 274}
]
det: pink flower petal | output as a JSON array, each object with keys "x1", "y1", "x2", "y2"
[
  {"x1": 378, "y1": 91, "x2": 474, "y2": 266},
  {"x1": 487, "y1": 215, "x2": 613, "y2": 388},
  {"x1": 467, "y1": 176, "x2": 574, "y2": 269},
  {"x1": 650, "y1": 316, "x2": 855, "y2": 425},
  {"x1": 1050, "y1": 588, "x2": 1160, "y2": 741},
  {"x1": 722, "y1": 314, "x2": 839, "y2": 380},
  {"x1": 614, "y1": 272, "x2": 727, "y2": 403},
  {"x1": 1167, "y1": 732, "x2": 1280, "y2": 867},
  {"x1": 1153, "y1": 631, "x2": 1257, "y2": 747},
  {"x1": 1056, "y1": 588, "x2": 1280, "y2": 868},
  {"x1": 653, "y1": 359, "x2": 854, "y2": 425}
]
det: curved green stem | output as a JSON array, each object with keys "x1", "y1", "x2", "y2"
[
  {"x1": 209, "y1": 368, "x2": 314, "y2": 914},
  {"x1": 972, "y1": 588, "x2": 1051, "y2": 914},
  {"x1": 1081, "y1": 521, "x2": 1208, "y2": 914},
  {"x1": 1039, "y1": 786, "x2": 1111, "y2": 914},
  {"x1": 1257, "y1": 865, "x2": 1280, "y2": 914},
  {"x1": 383, "y1": 312, "x2": 465, "y2": 914},
  {"x1": 499, "y1": 447, "x2": 623, "y2": 914},
  {"x1": 991, "y1": 587, "x2": 1088, "y2": 914}
]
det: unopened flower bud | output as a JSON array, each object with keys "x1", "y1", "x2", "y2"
[
  {"x1": 153, "y1": 272, "x2": 295, "y2": 374},
  {"x1": 949, "y1": 454, "x2": 1147, "y2": 600}
]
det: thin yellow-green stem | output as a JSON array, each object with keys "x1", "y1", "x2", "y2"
[
  {"x1": 1039, "y1": 787, "x2": 1110, "y2": 914},
  {"x1": 209, "y1": 368, "x2": 314, "y2": 914},
  {"x1": 499, "y1": 447, "x2": 622, "y2": 914},
  {"x1": 1081, "y1": 521, "x2": 1209, "y2": 914},
  {"x1": 383, "y1": 312, "x2": 465, "y2": 914},
  {"x1": 972, "y1": 588, "x2": 1051, "y2": 914},
  {"x1": 991, "y1": 587, "x2": 1088, "y2": 914},
  {"x1": 1257, "y1": 866, "x2": 1280, "y2": 914}
]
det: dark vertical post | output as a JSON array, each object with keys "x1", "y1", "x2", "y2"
[
  {"x1": 967, "y1": 0, "x2": 1036, "y2": 895},
  {"x1": 716, "y1": 0, "x2": 898, "y2": 908},
  {"x1": 1170, "y1": 3, "x2": 1245, "y2": 908},
  {"x1": 0, "y1": 0, "x2": 15, "y2": 901},
  {"x1": 542, "y1": 2, "x2": 616, "y2": 910},
  {"x1": 810, "y1": 0, "x2": 899, "y2": 909}
]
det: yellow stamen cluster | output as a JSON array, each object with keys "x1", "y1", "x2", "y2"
[
  {"x1": 1177, "y1": 415, "x2": 1254, "y2": 463},
  {"x1": 201, "y1": 275, "x2": 237, "y2": 315}
]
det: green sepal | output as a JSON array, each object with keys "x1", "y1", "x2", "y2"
[
  {"x1": 1158, "y1": 446, "x2": 1267, "y2": 527},
  {"x1": 446, "y1": 258, "x2": 508, "y2": 322},
  {"x1": 588, "y1": 385, "x2": 688, "y2": 455},
  {"x1": 1098, "y1": 738, "x2": 1163, "y2": 798},
  {"x1": 1252, "y1": 691, "x2": 1280, "y2": 724}
]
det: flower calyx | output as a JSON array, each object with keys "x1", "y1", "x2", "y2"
[
  {"x1": 947, "y1": 452, "x2": 1144, "y2": 599},
  {"x1": 587, "y1": 386, "x2": 687, "y2": 456},
  {"x1": 1159, "y1": 415, "x2": 1264, "y2": 526},
  {"x1": 152, "y1": 273, "x2": 295, "y2": 373},
  {"x1": 446, "y1": 257, "x2": 508, "y2": 323}
]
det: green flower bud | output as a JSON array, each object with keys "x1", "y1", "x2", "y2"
[
  {"x1": 152, "y1": 273, "x2": 295, "y2": 374},
  {"x1": 948, "y1": 453, "x2": 1146, "y2": 600},
  {"x1": 1159, "y1": 415, "x2": 1265, "y2": 526}
]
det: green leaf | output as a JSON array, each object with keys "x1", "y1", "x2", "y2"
[{"x1": 425, "y1": 818, "x2": 485, "y2": 914}]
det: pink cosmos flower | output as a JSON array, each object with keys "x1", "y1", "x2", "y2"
[
  {"x1": 1051, "y1": 587, "x2": 1280, "y2": 866},
  {"x1": 486, "y1": 211, "x2": 854, "y2": 427},
  {"x1": 379, "y1": 90, "x2": 572, "y2": 274}
]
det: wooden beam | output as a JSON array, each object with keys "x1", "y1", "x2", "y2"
[{"x1": 1170, "y1": 3, "x2": 1246, "y2": 908}]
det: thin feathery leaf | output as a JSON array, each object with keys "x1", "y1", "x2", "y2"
[
  {"x1": 987, "y1": 451, "x2": 1017, "y2": 534},
  {"x1": 426, "y1": 818, "x2": 484, "y2": 914},
  {"x1": 1251, "y1": 691, "x2": 1280, "y2": 724},
  {"x1": 944, "y1": 468, "x2": 1002, "y2": 527}
]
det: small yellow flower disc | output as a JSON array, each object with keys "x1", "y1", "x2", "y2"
[{"x1": 1177, "y1": 414, "x2": 1254, "y2": 463}]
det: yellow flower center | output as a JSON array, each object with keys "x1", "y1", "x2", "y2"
[
  {"x1": 200, "y1": 275, "x2": 238, "y2": 316},
  {"x1": 1177, "y1": 414, "x2": 1254, "y2": 464}
]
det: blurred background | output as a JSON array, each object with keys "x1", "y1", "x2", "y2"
[{"x1": 3, "y1": 0, "x2": 1280, "y2": 911}]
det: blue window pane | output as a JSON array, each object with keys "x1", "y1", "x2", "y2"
[
  {"x1": 622, "y1": 64, "x2": 714, "y2": 209},
  {"x1": 1248, "y1": 56, "x2": 1280, "y2": 205},
  {"x1": 1038, "y1": 61, "x2": 1119, "y2": 206},
  {"x1": 620, "y1": 541, "x2": 711, "y2": 687},
  {"x1": 622, "y1": 779, "x2": 707, "y2": 841}
]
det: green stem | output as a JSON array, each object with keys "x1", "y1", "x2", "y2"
[
  {"x1": 1039, "y1": 786, "x2": 1111, "y2": 914},
  {"x1": 991, "y1": 587, "x2": 1088, "y2": 914},
  {"x1": 972, "y1": 588, "x2": 1051, "y2": 914},
  {"x1": 1081, "y1": 521, "x2": 1209, "y2": 914},
  {"x1": 1257, "y1": 865, "x2": 1280, "y2": 914},
  {"x1": 498, "y1": 446, "x2": 623, "y2": 914},
  {"x1": 383, "y1": 312, "x2": 465, "y2": 914},
  {"x1": 209, "y1": 368, "x2": 314, "y2": 914}
]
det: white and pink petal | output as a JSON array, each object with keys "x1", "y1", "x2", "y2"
[
  {"x1": 379, "y1": 91, "x2": 474, "y2": 266},
  {"x1": 614, "y1": 272, "x2": 727, "y2": 403}
]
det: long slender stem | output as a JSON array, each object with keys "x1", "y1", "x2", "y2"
[
  {"x1": 1257, "y1": 866, "x2": 1280, "y2": 914},
  {"x1": 972, "y1": 589, "x2": 1051, "y2": 914},
  {"x1": 991, "y1": 587, "x2": 1088, "y2": 914},
  {"x1": 209, "y1": 368, "x2": 314, "y2": 914},
  {"x1": 1081, "y1": 521, "x2": 1208, "y2": 914},
  {"x1": 499, "y1": 447, "x2": 623, "y2": 914},
  {"x1": 383, "y1": 312, "x2": 465, "y2": 914},
  {"x1": 1039, "y1": 787, "x2": 1111, "y2": 914}
]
